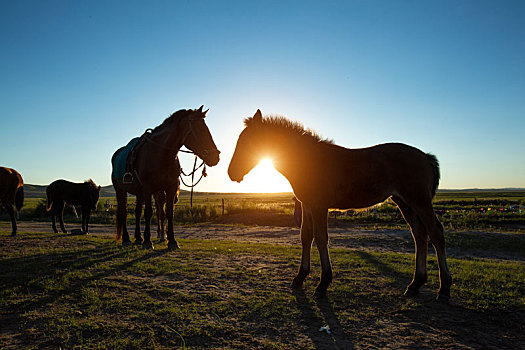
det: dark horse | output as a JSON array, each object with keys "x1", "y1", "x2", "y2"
[
  {"x1": 228, "y1": 110, "x2": 452, "y2": 301},
  {"x1": 46, "y1": 179, "x2": 101, "y2": 233},
  {"x1": 0, "y1": 167, "x2": 24, "y2": 236},
  {"x1": 111, "y1": 106, "x2": 220, "y2": 249}
]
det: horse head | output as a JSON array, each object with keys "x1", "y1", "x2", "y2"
[
  {"x1": 228, "y1": 109, "x2": 265, "y2": 182},
  {"x1": 182, "y1": 106, "x2": 220, "y2": 166},
  {"x1": 89, "y1": 183, "x2": 101, "y2": 211}
]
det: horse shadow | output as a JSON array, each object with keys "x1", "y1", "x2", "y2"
[
  {"x1": 293, "y1": 249, "x2": 525, "y2": 349},
  {"x1": 1, "y1": 239, "x2": 171, "y2": 316},
  {"x1": 293, "y1": 288, "x2": 354, "y2": 350}
]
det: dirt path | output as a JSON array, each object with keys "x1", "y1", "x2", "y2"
[{"x1": 5, "y1": 221, "x2": 523, "y2": 262}]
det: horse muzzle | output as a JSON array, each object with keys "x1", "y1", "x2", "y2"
[
  {"x1": 202, "y1": 149, "x2": 220, "y2": 167},
  {"x1": 227, "y1": 167, "x2": 244, "y2": 183}
]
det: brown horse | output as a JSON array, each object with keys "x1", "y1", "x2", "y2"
[
  {"x1": 111, "y1": 106, "x2": 219, "y2": 249},
  {"x1": 0, "y1": 167, "x2": 24, "y2": 236},
  {"x1": 228, "y1": 110, "x2": 452, "y2": 301},
  {"x1": 46, "y1": 179, "x2": 101, "y2": 233}
]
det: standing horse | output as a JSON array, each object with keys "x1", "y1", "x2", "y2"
[
  {"x1": 0, "y1": 167, "x2": 24, "y2": 236},
  {"x1": 111, "y1": 106, "x2": 219, "y2": 249},
  {"x1": 228, "y1": 110, "x2": 452, "y2": 301},
  {"x1": 46, "y1": 179, "x2": 101, "y2": 233}
]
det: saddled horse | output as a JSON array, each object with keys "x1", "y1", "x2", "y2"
[
  {"x1": 0, "y1": 167, "x2": 24, "y2": 236},
  {"x1": 46, "y1": 179, "x2": 101, "y2": 233},
  {"x1": 228, "y1": 110, "x2": 452, "y2": 301},
  {"x1": 111, "y1": 106, "x2": 219, "y2": 249}
]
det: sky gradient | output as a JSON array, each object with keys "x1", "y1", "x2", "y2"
[{"x1": 1, "y1": 1, "x2": 524, "y2": 192}]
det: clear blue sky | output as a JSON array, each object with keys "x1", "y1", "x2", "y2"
[{"x1": 1, "y1": 0, "x2": 524, "y2": 192}]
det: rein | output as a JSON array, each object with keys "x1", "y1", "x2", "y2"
[{"x1": 179, "y1": 155, "x2": 207, "y2": 207}]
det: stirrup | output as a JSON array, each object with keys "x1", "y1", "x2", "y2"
[{"x1": 123, "y1": 172, "x2": 134, "y2": 184}]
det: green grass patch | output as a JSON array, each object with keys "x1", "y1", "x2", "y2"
[{"x1": 0, "y1": 231, "x2": 523, "y2": 349}]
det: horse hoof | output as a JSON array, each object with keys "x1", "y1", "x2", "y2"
[
  {"x1": 134, "y1": 240, "x2": 143, "y2": 245},
  {"x1": 436, "y1": 293, "x2": 450, "y2": 303},
  {"x1": 142, "y1": 243, "x2": 154, "y2": 250},
  {"x1": 167, "y1": 242, "x2": 180, "y2": 250},
  {"x1": 10, "y1": 232, "x2": 16, "y2": 237},
  {"x1": 404, "y1": 288, "x2": 419, "y2": 297},
  {"x1": 122, "y1": 240, "x2": 132, "y2": 247}
]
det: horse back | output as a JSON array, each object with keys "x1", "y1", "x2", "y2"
[
  {"x1": 0, "y1": 167, "x2": 23, "y2": 201},
  {"x1": 299, "y1": 143, "x2": 438, "y2": 209},
  {"x1": 47, "y1": 180, "x2": 93, "y2": 206}
]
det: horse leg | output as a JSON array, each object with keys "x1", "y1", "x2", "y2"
[
  {"x1": 83, "y1": 207, "x2": 91, "y2": 233},
  {"x1": 166, "y1": 188, "x2": 179, "y2": 250},
  {"x1": 50, "y1": 204, "x2": 59, "y2": 233},
  {"x1": 392, "y1": 196, "x2": 430, "y2": 297},
  {"x1": 155, "y1": 192, "x2": 166, "y2": 242},
  {"x1": 292, "y1": 204, "x2": 314, "y2": 289},
  {"x1": 5, "y1": 203, "x2": 17, "y2": 236},
  {"x1": 142, "y1": 194, "x2": 154, "y2": 249},
  {"x1": 134, "y1": 195, "x2": 144, "y2": 245},
  {"x1": 427, "y1": 213, "x2": 453, "y2": 302},
  {"x1": 81, "y1": 206, "x2": 86, "y2": 232},
  {"x1": 311, "y1": 207, "x2": 332, "y2": 299},
  {"x1": 115, "y1": 189, "x2": 131, "y2": 245},
  {"x1": 57, "y1": 202, "x2": 67, "y2": 233}
]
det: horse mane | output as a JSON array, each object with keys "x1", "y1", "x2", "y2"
[
  {"x1": 151, "y1": 109, "x2": 191, "y2": 133},
  {"x1": 244, "y1": 114, "x2": 334, "y2": 144}
]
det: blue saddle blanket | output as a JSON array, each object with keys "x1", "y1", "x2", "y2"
[{"x1": 112, "y1": 137, "x2": 139, "y2": 180}]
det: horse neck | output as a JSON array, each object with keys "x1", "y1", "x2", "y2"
[
  {"x1": 268, "y1": 134, "x2": 320, "y2": 184},
  {"x1": 149, "y1": 120, "x2": 189, "y2": 153}
]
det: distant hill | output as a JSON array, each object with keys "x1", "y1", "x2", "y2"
[
  {"x1": 22, "y1": 184, "x2": 191, "y2": 198},
  {"x1": 22, "y1": 184, "x2": 117, "y2": 198},
  {"x1": 438, "y1": 188, "x2": 525, "y2": 192}
]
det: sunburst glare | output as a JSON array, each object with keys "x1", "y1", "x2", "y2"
[{"x1": 240, "y1": 158, "x2": 292, "y2": 193}]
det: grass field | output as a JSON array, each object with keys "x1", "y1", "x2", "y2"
[{"x1": 1, "y1": 223, "x2": 524, "y2": 349}]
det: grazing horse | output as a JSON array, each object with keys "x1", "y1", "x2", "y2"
[
  {"x1": 0, "y1": 167, "x2": 24, "y2": 236},
  {"x1": 46, "y1": 179, "x2": 101, "y2": 233},
  {"x1": 228, "y1": 110, "x2": 452, "y2": 301},
  {"x1": 111, "y1": 106, "x2": 220, "y2": 249}
]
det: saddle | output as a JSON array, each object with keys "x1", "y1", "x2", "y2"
[
  {"x1": 113, "y1": 132, "x2": 149, "y2": 185},
  {"x1": 122, "y1": 132, "x2": 150, "y2": 184}
]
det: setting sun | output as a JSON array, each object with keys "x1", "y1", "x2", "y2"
[{"x1": 239, "y1": 158, "x2": 292, "y2": 193}]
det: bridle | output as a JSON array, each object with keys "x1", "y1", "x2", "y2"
[{"x1": 142, "y1": 116, "x2": 212, "y2": 206}]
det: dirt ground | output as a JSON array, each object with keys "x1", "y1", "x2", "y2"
[
  {"x1": 2, "y1": 221, "x2": 524, "y2": 349},
  {"x1": 10, "y1": 221, "x2": 524, "y2": 261}
]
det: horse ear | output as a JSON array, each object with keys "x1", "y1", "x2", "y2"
[
  {"x1": 253, "y1": 109, "x2": 262, "y2": 122},
  {"x1": 98, "y1": 186, "x2": 101, "y2": 191},
  {"x1": 197, "y1": 105, "x2": 204, "y2": 113},
  {"x1": 203, "y1": 108, "x2": 209, "y2": 117}
]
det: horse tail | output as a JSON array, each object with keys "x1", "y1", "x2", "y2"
[
  {"x1": 46, "y1": 186, "x2": 53, "y2": 211},
  {"x1": 426, "y1": 153, "x2": 440, "y2": 198},
  {"x1": 15, "y1": 186, "x2": 24, "y2": 211}
]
